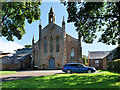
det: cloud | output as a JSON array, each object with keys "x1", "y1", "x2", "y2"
[{"x1": 0, "y1": 39, "x2": 24, "y2": 53}]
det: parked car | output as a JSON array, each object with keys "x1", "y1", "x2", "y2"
[{"x1": 62, "y1": 63, "x2": 96, "y2": 73}]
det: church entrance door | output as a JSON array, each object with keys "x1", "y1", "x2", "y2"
[{"x1": 49, "y1": 57, "x2": 55, "y2": 69}]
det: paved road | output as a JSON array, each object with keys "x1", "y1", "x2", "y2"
[{"x1": 1, "y1": 70, "x2": 64, "y2": 81}]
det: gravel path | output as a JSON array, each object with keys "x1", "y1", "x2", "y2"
[{"x1": 0, "y1": 70, "x2": 64, "y2": 82}]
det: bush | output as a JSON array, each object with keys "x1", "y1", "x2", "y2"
[
  {"x1": 107, "y1": 59, "x2": 120, "y2": 73},
  {"x1": 82, "y1": 57, "x2": 87, "y2": 65},
  {"x1": 113, "y1": 47, "x2": 120, "y2": 60}
]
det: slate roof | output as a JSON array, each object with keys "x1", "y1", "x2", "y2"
[
  {"x1": 16, "y1": 48, "x2": 32, "y2": 56},
  {"x1": 1, "y1": 56, "x2": 20, "y2": 64},
  {"x1": 18, "y1": 55, "x2": 27, "y2": 62},
  {"x1": 17, "y1": 48, "x2": 32, "y2": 52},
  {"x1": 89, "y1": 51, "x2": 111, "y2": 59}
]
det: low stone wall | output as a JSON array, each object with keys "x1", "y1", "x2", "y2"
[{"x1": 2, "y1": 63, "x2": 21, "y2": 70}]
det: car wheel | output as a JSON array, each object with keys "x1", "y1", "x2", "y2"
[
  {"x1": 87, "y1": 70, "x2": 92, "y2": 73},
  {"x1": 67, "y1": 69, "x2": 72, "y2": 74}
]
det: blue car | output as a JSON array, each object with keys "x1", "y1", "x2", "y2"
[{"x1": 62, "y1": 63, "x2": 96, "y2": 73}]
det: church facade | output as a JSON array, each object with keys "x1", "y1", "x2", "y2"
[{"x1": 32, "y1": 7, "x2": 82, "y2": 69}]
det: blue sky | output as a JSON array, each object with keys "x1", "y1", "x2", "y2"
[{"x1": 0, "y1": 2, "x2": 118, "y2": 55}]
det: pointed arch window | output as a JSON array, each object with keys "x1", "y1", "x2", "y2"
[
  {"x1": 44, "y1": 37, "x2": 47, "y2": 53},
  {"x1": 56, "y1": 36, "x2": 59, "y2": 52},
  {"x1": 50, "y1": 37, "x2": 53, "y2": 52},
  {"x1": 71, "y1": 48, "x2": 75, "y2": 62}
]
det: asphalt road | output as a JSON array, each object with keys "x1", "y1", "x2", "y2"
[{"x1": 1, "y1": 70, "x2": 64, "y2": 81}]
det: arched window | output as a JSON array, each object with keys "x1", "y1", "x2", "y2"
[
  {"x1": 50, "y1": 37, "x2": 53, "y2": 52},
  {"x1": 71, "y1": 48, "x2": 75, "y2": 62},
  {"x1": 44, "y1": 37, "x2": 47, "y2": 53},
  {"x1": 56, "y1": 36, "x2": 59, "y2": 52}
]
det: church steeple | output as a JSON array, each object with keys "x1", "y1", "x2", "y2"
[{"x1": 49, "y1": 7, "x2": 55, "y2": 24}]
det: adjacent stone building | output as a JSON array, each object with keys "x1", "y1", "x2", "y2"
[
  {"x1": 32, "y1": 7, "x2": 82, "y2": 69},
  {"x1": 88, "y1": 51, "x2": 110, "y2": 70},
  {"x1": 0, "y1": 55, "x2": 21, "y2": 70},
  {"x1": 88, "y1": 47, "x2": 117, "y2": 70},
  {"x1": 15, "y1": 48, "x2": 32, "y2": 70}
]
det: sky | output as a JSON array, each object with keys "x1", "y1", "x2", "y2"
[{"x1": 0, "y1": 2, "x2": 118, "y2": 55}]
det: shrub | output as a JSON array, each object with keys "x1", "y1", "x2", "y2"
[
  {"x1": 82, "y1": 57, "x2": 87, "y2": 65},
  {"x1": 107, "y1": 59, "x2": 120, "y2": 73},
  {"x1": 113, "y1": 47, "x2": 120, "y2": 60}
]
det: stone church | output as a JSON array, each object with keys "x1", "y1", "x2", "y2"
[{"x1": 32, "y1": 7, "x2": 82, "y2": 69}]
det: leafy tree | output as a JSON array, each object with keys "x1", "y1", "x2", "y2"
[
  {"x1": 1, "y1": 2, "x2": 41, "y2": 41},
  {"x1": 24, "y1": 44, "x2": 32, "y2": 48},
  {"x1": 61, "y1": 1, "x2": 120, "y2": 45}
]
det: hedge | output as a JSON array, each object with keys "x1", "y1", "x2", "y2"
[{"x1": 107, "y1": 59, "x2": 120, "y2": 73}]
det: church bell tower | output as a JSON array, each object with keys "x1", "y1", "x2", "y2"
[{"x1": 49, "y1": 7, "x2": 55, "y2": 24}]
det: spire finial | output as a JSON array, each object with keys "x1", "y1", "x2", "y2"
[
  {"x1": 40, "y1": 19, "x2": 41, "y2": 25},
  {"x1": 63, "y1": 16, "x2": 65, "y2": 22},
  {"x1": 62, "y1": 16, "x2": 65, "y2": 24},
  {"x1": 39, "y1": 19, "x2": 42, "y2": 29},
  {"x1": 32, "y1": 35, "x2": 35, "y2": 43},
  {"x1": 50, "y1": 6, "x2": 54, "y2": 13}
]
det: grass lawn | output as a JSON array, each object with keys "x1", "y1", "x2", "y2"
[
  {"x1": 0, "y1": 71, "x2": 17, "y2": 75},
  {"x1": 2, "y1": 71, "x2": 120, "y2": 89}
]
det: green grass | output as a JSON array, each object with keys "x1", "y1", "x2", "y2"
[
  {"x1": 2, "y1": 71, "x2": 120, "y2": 89},
  {"x1": 0, "y1": 71, "x2": 17, "y2": 75}
]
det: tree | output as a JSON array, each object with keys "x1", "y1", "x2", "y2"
[
  {"x1": 24, "y1": 44, "x2": 32, "y2": 48},
  {"x1": 1, "y1": 2, "x2": 41, "y2": 41},
  {"x1": 61, "y1": 1, "x2": 120, "y2": 45}
]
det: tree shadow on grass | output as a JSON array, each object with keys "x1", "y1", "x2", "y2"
[
  {"x1": 2, "y1": 76, "x2": 33, "y2": 82},
  {"x1": 45, "y1": 74, "x2": 119, "y2": 88},
  {"x1": 2, "y1": 74, "x2": 120, "y2": 88}
]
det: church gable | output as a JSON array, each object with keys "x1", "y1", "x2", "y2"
[
  {"x1": 41, "y1": 24, "x2": 62, "y2": 38},
  {"x1": 66, "y1": 34, "x2": 78, "y2": 42},
  {"x1": 41, "y1": 23, "x2": 62, "y2": 33}
]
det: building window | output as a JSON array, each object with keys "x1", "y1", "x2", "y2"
[
  {"x1": 50, "y1": 37, "x2": 53, "y2": 52},
  {"x1": 44, "y1": 37, "x2": 47, "y2": 53},
  {"x1": 71, "y1": 48, "x2": 75, "y2": 62},
  {"x1": 95, "y1": 60, "x2": 99, "y2": 67},
  {"x1": 56, "y1": 36, "x2": 59, "y2": 52}
]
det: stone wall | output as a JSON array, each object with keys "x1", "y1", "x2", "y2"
[
  {"x1": 22, "y1": 54, "x2": 32, "y2": 70},
  {"x1": 66, "y1": 34, "x2": 80, "y2": 63},
  {"x1": 89, "y1": 58, "x2": 107, "y2": 70},
  {"x1": 2, "y1": 63, "x2": 21, "y2": 70}
]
